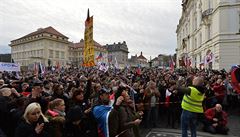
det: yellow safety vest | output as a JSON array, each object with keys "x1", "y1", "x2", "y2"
[{"x1": 181, "y1": 86, "x2": 204, "y2": 113}]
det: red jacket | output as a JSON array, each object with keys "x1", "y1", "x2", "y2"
[
  {"x1": 231, "y1": 67, "x2": 240, "y2": 93},
  {"x1": 205, "y1": 108, "x2": 228, "y2": 126},
  {"x1": 213, "y1": 84, "x2": 225, "y2": 101}
]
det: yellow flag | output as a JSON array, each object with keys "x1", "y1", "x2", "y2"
[{"x1": 83, "y1": 12, "x2": 95, "y2": 67}]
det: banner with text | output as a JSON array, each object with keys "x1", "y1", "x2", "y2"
[
  {"x1": 0, "y1": 62, "x2": 20, "y2": 72},
  {"x1": 83, "y1": 15, "x2": 95, "y2": 67}
]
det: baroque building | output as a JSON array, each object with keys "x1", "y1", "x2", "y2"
[
  {"x1": 128, "y1": 52, "x2": 148, "y2": 67},
  {"x1": 176, "y1": 0, "x2": 240, "y2": 70},
  {"x1": 9, "y1": 26, "x2": 70, "y2": 66},
  {"x1": 9, "y1": 27, "x2": 108, "y2": 67},
  {"x1": 69, "y1": 39, "x2": 108, "y2": 67}
]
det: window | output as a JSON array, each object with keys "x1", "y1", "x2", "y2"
[
  {"x1": 199, "y1": 53, "x2": 202, "y2": 63},
  {"x1": 61, "y1": 51, "x2": 64, "y2": 59},
  {"x1": 207, "y1": 25, "x2": 211, "y2": 40},
  {"x1": 199, "y1": 33, "x2": 202, "y2": 46},
  {"x1": 40, "y1": 50, "x2": 43, "y2": 56},
  {"x1": 49, "y1": 50, "x2": 53, "y2": 58},
  {"x1": 195, "y1": 38, "x2": 197, "y2": 49},
  {"x1": 194, "y1": 15, "x2": 197, "y2": 31},
  {"x1": 239, "y1": 13, "x2": 240, "y2": 32},
  {"x1": 55, "y1": 51, "x2": 59, "y2": 58},
  {"x1": 208, "y1": 0, "x2": 212, "y2": 8}
]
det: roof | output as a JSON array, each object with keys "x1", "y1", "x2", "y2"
[
  {"x1": 70, "y1": 39, "x2": 106, "y2": 50},
  {"x1": 12, "y1": 26, "x2": 68, "y2": 41},
  {"x1": 137, "y1": 52, "x2": 147, "y2": 60},
  {"x1": 151, "y1": 57, "x2": 158, "y2": 61}
]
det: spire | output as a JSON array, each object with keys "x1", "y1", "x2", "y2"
[
  {"x1": 87, "y1": 8, "x2": 90, "y2": 19},
  {"x1": 85, "y1": 8, "x2": 90, "y2": 22}
]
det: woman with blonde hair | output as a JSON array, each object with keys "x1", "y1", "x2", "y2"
[{"x1": 14, "y1": 102, "x2": 49, "y2": 137}]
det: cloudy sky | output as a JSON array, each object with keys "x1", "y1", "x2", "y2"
[{"x1": 0, "y1": 0, "x2": 182, "y2": 59}]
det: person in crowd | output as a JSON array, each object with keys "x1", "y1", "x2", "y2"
[
  {"x1": 70, "y1": 88, "x2": 91, "y2": 113},
  {"x1": 9, "y1": 97, "x2": 29, "y2": 137},
  {"x1": 0, "y1": 79, "x2": 6, "y2": 89},
  {"x1": 64, "y1": 105, "x2": 96, "y2": 137},
  {"x1": 204, "y1": 104, "x2": 229, "y2": 135},
  {"x1": 14, "y1": 102, "x2": 49, "y2": 137},
  {"x1": 176, "y1": 76, "x2": 206, "y2": 137},
  {"x1": 0, "y1": 87, "x2": 14, "y2": 136},
  {"x1": 143, "y1": 80, "x2": 160, "y2": 128},
  {"x1": 92, "y1": 88, "x2": 121, "y2": 137},
  {"x1": 204, "y1": 83, "x2": 217, "y2": 109},
  {"x1": 52, "y1": 83, "x2": 69, "y2": 111},
  {"x1": 42, "y1": 80, "x2": 53, "y2": 96},
  {"x1": 213, "y1": 79, "x2": 226, "y2": 104},
  {"x1": 166, "y1": 84, "x2": 181, "y2": 128},
  {"x1": 28, "y1": 80, "x2": 48, "y2": 113},
  {"x1": 114, "y1": 86, "x2": 143, "y2": 137},
  {"x1": 46, "y1": 98, "x2": 66, "y2": 137},
  {"x1": 21, "y1": 83, "x2": 31, "y2": 97}
]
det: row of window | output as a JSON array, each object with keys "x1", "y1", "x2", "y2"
[
  {"x1": 49, "y1": 50, "x2": 65, "y2": 59},
  {"x1": 12, "y1": 50, "x2": 44, "y2": 59},
  {"x1": 11, "y1": 33, "x2": 67, "y2": 45},
  {"x1": 12, "y1": 42, "x2": 43, "y2": 51}
]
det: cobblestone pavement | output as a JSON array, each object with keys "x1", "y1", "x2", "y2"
[
  {"x1": 140, "y1": 110, "x2": 240, "y2": 137},
  {"x1": 144, "y1": 129, "x2": 238, "y2": 137}
]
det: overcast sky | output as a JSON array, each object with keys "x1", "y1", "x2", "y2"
[{"x1": 0, "y1": 0, "x2": 182, "y2": 59}]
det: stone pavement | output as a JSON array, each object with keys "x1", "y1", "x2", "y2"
[
  {"x1": 144, "y1": 128, "x2": 238, "y2": 137},
  {"x1": 140, "y1": 112, "x2": 240, "y2": 137}
]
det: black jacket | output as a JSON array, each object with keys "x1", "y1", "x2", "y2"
[{"x1": 14, "y1": 118, "x2": 49, "y2": 137}]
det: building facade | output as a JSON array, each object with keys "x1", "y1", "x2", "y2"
[
  {"x1": 103, "y1": 41, "x2": 129, "y2": 68},
  {"x1": 128, "y1": 52, "x2": 148, "y2": 67},
  {"x1": 9, "y1": 26, "x2": 70, "y2": 67},
  {"x1": 9, "y1": 27, "x2": 109, "y2": 68},
  {"x1": 176, "y1": 0, "x2": 240, "y2": 70},
  {"x1": 68, "y1": 39, "x2": 108, "y2": 67}
]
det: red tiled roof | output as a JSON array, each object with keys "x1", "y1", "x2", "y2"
[{"x1": 12, "y1": 26, "x2": 68, "y2": 41}]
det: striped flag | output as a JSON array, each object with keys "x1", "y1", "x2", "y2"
[
  {"x1": 93, "y1": 105, "x2": 112, "y2": 137},
  {"x1": 96, "y1": 52, "x2": 103, "y2": 60},
  {"x1": 170, "y1": 56, "x2": 175, "y2": 72},
  {"x1": 34, "y1": 62, "x2": 38, "y2": 75}
]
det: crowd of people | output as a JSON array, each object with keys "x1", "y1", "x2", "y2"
[{"x1": 0, "y1": 66, "x2": 239, "y2": 137}]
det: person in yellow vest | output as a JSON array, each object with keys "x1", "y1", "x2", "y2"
[{"x1": 175, "y1": 76, "x2": 205, "y2": 137}]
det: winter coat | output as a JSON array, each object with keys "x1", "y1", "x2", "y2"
[
  {"x1": 117, "y1": 103, "x2": 140, "y2": 137},
  {"x1": 14, "y1": 118, "x2": 49, "y2": 137},
  {"x1": 205, "y1": 108, "x2": 228, "y2": 127}
]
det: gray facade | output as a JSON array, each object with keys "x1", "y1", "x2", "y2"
[{"x1": 103, "y1": 41, "x2": 129, "y2": 68}]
